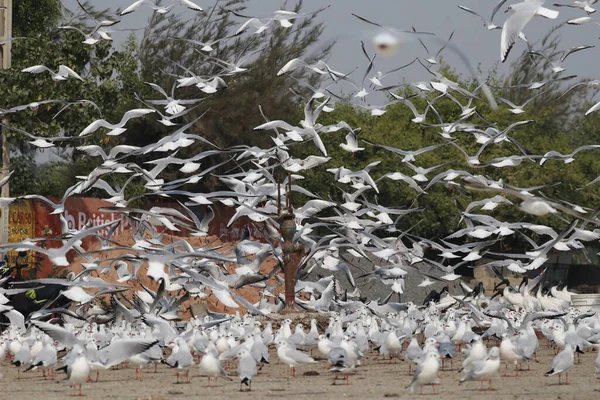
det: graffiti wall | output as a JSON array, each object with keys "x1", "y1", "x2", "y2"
[
  {"x1": 31, "y1": 197, "x2": 138, "y2": 277},
  {"x1": 4, "y1": 197, "x2": 265, "y2": 278},
  {"x1": 7, "y1": 200, "x2": 36, "y2": 279}
]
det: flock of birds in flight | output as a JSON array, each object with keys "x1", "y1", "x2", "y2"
[{"x1": 1, "y1": 0, "x2": 600, "y2": 396}]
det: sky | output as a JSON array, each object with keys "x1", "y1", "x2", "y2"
[
  {"x1": 46, "y1": 0, "x2": 599, "y2": 164},
  {"x1": 65, "y1": 0, "x2": 600, "y2": 84}
]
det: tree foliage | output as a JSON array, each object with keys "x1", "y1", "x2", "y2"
[
  {"x1": 1, "y1": 1, "x2": 146, "y2": 195},
  {"x1": 13, "y1": 0, "x2": 62, "y2": 36},
  {"x1": 5, "y1": 3, "x2": 600, "y2": 253},
  {"x1": 286, "y1": 34, "x2": 600, "y2": 246},
  {"x1": 3, "y1": 0, "x2": 334, "y2": 198},
  {"x1": 136, "y1": 0, "x2": 333, "y2": 148}
]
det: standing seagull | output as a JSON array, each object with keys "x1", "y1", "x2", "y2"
[
  {"x1": 167, "y1": 338, "x2": 195, "y2": 383},
  {"x1": 459, "y1": 347, "x2": 501, "y2": 391},
  {"x1": 408, "y1": 352, "x2": 441, "y2": 394},
  {"x1": 67, "y1": 347, "x2": 91, "y2": 397},
  {"x1": 328, "y1": 347, "x2": 355, "y2": 385},
  {"x1": 276, "y1": 340, "x2": 316, "y2": 378},
  {"x1": 545, "y1": 344, "x2": 574, "y2": 385},
  {"x1": 236, "y1": 348, "x2": 257, "y2": 391},
  {"x1": 198, "y1": 344, "x2": 231, "y2": 387}
]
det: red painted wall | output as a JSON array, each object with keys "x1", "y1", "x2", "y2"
[
  {"x1": 31, "y1": 197, "x2": 133, "y2": 277},
  {"x1": 9, "y1": 198, "x2": 270, "y2": 278}
]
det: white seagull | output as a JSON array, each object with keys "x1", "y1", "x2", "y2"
[
  {"x1": 501, "y1": 0, "x2": 559, "y2": 62},
  {"x1": 79, "y1": 109, "x2": 155, "y2": 136},
  {"x1": 276, "y1": 340, "x2": 315, "y2": 378},
  {"x1": 458, "y1": 1, "x2": 509, "y2": 30},
  {"x1": 22, "y1": 65, "x2": 83, "y2": 81},
  {"x1": 408, "y1": 351, "x2": 441, "y2": 394},
  {"x1": 459, "y1": 346, "x2": 501, "y2": 391},
  {"x1": 236, "y1": 348, "x2": 257, "y2": 391},
  {"x1": 121, "y1": 0, "x2": 203, "y2": 15},
  {"x1": 545, "y1": 344, "x2": 574, "y2": 385}
]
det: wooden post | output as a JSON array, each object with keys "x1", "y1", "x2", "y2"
[{"x1": 0, "y1": 0, "x2": 12, "y2": 70}]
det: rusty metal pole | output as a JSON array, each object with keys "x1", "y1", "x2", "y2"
[
  {"x1": 278, "y1": 176, "x2": 304, "y2": 313},
  {"x1": 281, "y1": 215, "x2": 297, "y2": 311}
]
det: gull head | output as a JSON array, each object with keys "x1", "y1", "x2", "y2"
[
  {"x1": 489, "y1": 347, "x2": 500, "y2": 358},
  {"x1": 235, "y1": 349, "x2": 249, "y2": 360}
]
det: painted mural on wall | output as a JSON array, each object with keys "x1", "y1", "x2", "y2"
[
  {"x1": 32, "y1": 197, "x2": 134, "y2": 276},
  {"x1": 7, "y1": 200, "x2": 37, "y2": 279},
  {"x1": 5, "y1": 196, "x2": 257, "y2": 279}
]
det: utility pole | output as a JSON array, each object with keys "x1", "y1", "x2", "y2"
[
  {"x1": 0, "y1": 0, "x2": 11, "y2": 245},
  {"x1": 0, "y1": 0, "x2": 11, "y2": 69}
]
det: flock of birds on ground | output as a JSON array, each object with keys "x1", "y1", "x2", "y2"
[
  {"x1": 2, "y1": 284, "x2": 600, "y2": 395},
  {"x1": 1, "y1": 0, "x2": 600, "y2": 396}
]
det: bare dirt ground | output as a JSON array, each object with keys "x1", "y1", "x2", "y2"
[{"x1": 2, "y1": 337, "x2": 598, "y2": 400}]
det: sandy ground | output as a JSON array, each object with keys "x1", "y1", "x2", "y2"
[{"x1": 2, "y1": 337, "x2": 599, "y2": 400}]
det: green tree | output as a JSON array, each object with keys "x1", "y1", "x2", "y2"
[
  {"x1": 287, "y1": 30, "x2": 600, "y2": 246},
  {"x1": 131, "y1": 0, "x2": 334, "y2": 191},
  {"x1": 1, "y1": 1, "x2": 146, "y2": 196},
  {"x1": 13, "y1": 0, "x2": 62, "y2": 36}
]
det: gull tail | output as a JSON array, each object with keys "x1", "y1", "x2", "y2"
[
  {"x1": 24, "y1": 362, "x2": 41, "y2": 372},
  {"x1": 544, "y1": 368, "x2": 555, "y2": 377},
  {"x1": 408, "y1": 382, "x2": 416, "y2": 394},
  {"x1": 55, "y1": 365, "x2": 68, "y2": 374}
]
